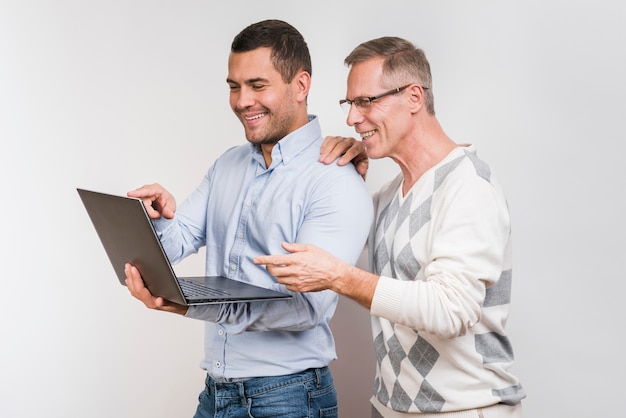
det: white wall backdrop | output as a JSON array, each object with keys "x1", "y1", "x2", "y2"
[{"x1": 1, "y1": 1, "x2": 624, "y2": 417}]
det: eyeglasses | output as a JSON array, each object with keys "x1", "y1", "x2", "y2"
[{"x1": 339, "y1": 84, "x2": 419, "y2": 114}]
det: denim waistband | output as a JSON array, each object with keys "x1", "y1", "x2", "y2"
[{"x1": 206, "y1": 367, "x2": 330, "y2": 398}]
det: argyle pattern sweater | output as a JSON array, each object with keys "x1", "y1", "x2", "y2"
[{"x1": 368, "y1": 145, "x2": 525, "y2": 415}]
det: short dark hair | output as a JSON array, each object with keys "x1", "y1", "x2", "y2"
[
  {"x1": 231, "y1": 19, "x2": 312, "y2": 83},
  {"x1": 345, "y1": 36, "x2": 435, "y2": 115}
]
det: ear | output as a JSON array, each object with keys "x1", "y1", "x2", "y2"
[
  {"x1": 407, "y1": 84, "x2": 426, "y2": 114},
  {"x1": 293, "y1": 70, "x2": 311, "y2": 102}
]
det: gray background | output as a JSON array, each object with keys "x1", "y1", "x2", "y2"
[{"x1": 1, "y1": 1, "x2": 624, "y2": 417}]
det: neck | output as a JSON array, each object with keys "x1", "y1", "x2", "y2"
[
  {"x1": 394, "y1": 118, "x2": 457, "y2": 196},
  {"x1": 260, "y1": 143, "x2": 276, "y2": 168},
  {"x1": 260, "y1": 111, "x2": 310, "y2": 168}
]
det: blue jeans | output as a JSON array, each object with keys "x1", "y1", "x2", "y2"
[{"x1": 193, "y1": 367, "x2": 338, "y2": 418}]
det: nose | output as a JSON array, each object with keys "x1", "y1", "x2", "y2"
[
  {"x1": 346, "y1": 103, "x2": 364, "y2": 127},
  {"x1": 232, "y1": 86, "x2": 255, "y2": 110}
]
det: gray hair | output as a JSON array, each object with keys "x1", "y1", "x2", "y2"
[{"x1": 345, "y1": 36, "x2": 435, "y2": 115}]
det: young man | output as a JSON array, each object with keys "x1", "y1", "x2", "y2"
[
  {"x1": 124, "y1": 20, "x2": 373, "y2": 418},
  {"x1": 256, "y1": 36, "x2": 526, "y2": 417}
]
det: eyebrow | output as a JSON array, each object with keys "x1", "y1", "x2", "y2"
[{"x1": 226, "y1": 77, "x2": 270, "y2": 85}]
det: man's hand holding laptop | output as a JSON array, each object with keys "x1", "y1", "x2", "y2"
[{"x1": 124, "y1": 183, "x2": 188, "y2": 315}]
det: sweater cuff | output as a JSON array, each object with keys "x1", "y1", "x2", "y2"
[{"x1": 370, "y1": 276, "x2": 407, "y2": 321}]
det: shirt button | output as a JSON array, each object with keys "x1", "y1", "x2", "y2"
[
  {"x1": 230, "y1": 264, "x2": 236, "y2": 271},
  {"x1": 238, "y1": 232, "x2": 243, "y2": 239},
  {"x1": 215, "y1": 361, "x2": 221, "y2": 368},
  {"x1": 218, "y1": 329, "x2": 224, "y2": 336}
]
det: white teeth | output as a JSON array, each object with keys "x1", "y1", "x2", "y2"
[
  {"x1": 245, "y1": 113, "x2": 266, "y2": 121},
  {"x1": 360, "y1": 130, "x2": 376, "y2": 139}
]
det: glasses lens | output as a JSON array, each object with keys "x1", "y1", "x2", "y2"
[
  {"x1": 353, "y1": 98, "x2": 372, "y2": 109},
  {"x1": 339, "y1": 100, "x2": 352, "y2": 114}
]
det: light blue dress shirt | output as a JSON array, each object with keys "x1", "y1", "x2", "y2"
[{"x1": 153, "y1": 116, "x2": 373, "y2": 380}]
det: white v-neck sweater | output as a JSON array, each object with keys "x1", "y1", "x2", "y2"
[{"x1": 369, "y1": 145, "x2": 525, "y2": 415}]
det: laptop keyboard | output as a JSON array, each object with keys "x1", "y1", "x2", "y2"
[{"x1": 178, "y1": 278, "x2": 231, "y2": 297}]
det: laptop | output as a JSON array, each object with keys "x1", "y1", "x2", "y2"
[{"x1": 77, "y1": 188, "x2": 292, "y2": 306}]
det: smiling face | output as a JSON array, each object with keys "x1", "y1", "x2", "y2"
[
  {"x1": 227, "y1": 47, "x2": 309, "y2": 148},
  {"x1": 344, "y1": 57, "x2": 414, "y2": 161}
]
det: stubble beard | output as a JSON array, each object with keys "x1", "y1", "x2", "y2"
[{"x1": 243, "y1": 109, "x2": 294, "y2": 147}]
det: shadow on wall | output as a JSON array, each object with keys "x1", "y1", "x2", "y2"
[{"x1": 330, "y1": 294, "x2": 375, "y2": 417}]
